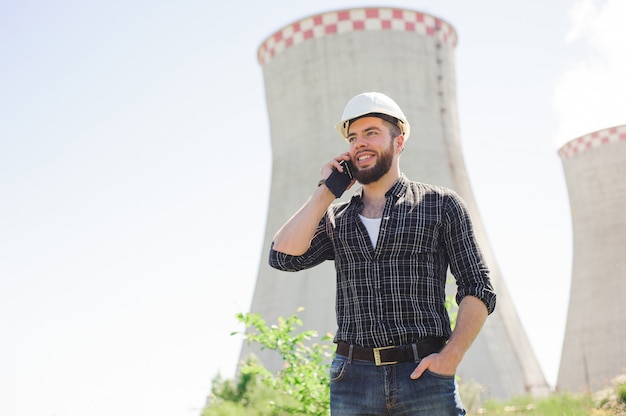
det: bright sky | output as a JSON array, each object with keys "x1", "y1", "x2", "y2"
[{"x1": 1, "y1": 0, "x2": 625, "y2": 415}]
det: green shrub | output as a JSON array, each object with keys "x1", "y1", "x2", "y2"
[
  {"x1": 203, "y1": 308, "x2": 332, "y2": 415},
  {"x1": 234, "y1": 309, "x2": 332, "y2": 415},
  {"x1": 617, "y1": 382, "x2": 626, "y2": 404}
]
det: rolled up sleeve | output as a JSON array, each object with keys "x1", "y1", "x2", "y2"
[
  {"x1": 268, "y1": 219, "x2": 334, "y2": 272},
  {"x1": 444, "y1": 193, "x2": 497, "y2": 315}
]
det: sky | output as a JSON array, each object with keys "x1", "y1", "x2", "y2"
[{"x1": 1, "y1": 0, "x2": 625, "y2": 415}]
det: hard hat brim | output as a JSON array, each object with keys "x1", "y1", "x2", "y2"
[{"x1": 335, "y1": 114, "x2": 410, "y2": 142}]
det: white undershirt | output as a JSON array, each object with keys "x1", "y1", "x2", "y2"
[{"x1": 359, "y1": 215, "x2": 382, "y2": 248}]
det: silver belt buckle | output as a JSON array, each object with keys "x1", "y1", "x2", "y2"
[{"x1": 373, "y1": 345, "x2": 398, "y2": 366}]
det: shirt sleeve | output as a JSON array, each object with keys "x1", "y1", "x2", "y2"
[
  {"x1": 443, "y1": 192, "x2": 497, "y2": 314},
  {"x1": 268, "y1": 216, "x2": 335, "y2": 272}
]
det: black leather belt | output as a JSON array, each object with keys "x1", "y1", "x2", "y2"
[{"x1": 336, "y1": 337, "x2": 447, "y2": 366}]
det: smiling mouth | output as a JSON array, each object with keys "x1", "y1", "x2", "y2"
[{"x1": 356, "y1": 153, "x2": 376, "y2": 166}]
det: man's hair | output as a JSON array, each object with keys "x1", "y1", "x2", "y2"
[
  {"x1": 383, "y1": 119, "x2": 401, "y2": 138},
  {"x1": 348, "y1": 112, "x2": 402, "y2": 138}
]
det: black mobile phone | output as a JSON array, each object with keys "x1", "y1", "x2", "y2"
[{"x1": 325, "y1": 160, "x2": 354, "y2": 198}]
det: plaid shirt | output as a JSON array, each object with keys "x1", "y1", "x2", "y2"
[{"x1": 269, "y1": 174, "x2": 496, "y2": 348}]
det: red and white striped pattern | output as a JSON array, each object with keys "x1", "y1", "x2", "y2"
[
  {"x1": 559, "y1": 124, "x2": 626, "y2": 160},
  {"x1": 258, "y1": 8, "x2": 457, "y2": 66}
]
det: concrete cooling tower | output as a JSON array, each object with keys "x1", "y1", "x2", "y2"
[
  {"x1": 241, "y1": 7, "x2": 549, "y2": 399},
  {"x1": 557, "y1": 125, "x2": 626, "y2": 393}
]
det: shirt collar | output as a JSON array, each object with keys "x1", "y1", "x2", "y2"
[{"x1": 386, "y1": 173, "x2": 409, "y2": 200}]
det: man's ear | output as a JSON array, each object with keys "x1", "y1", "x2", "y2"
[{"x1": 396, "y1": 134, "x2": 405, "y2": 154}]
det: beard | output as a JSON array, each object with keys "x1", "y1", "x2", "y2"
[{"x1": 353, "y1": 139, "x2": 395, "y2": 185}]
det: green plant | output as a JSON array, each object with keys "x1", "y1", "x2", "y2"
[
  {"x1": 233, "y1": 308, "x2": 333, "y2": 415},
  {"x1": 617, "y1": 381, "x2": 626, "y2": 404},
  {"x1": 204, "y1": 362, "x2": 281, "y2": 416},
  {"x1": 615, "y1": 375, "x2": 626, "y2": 404},
  {"x1": 445, "y1": 292, "x2": 458, "y2": 329}
]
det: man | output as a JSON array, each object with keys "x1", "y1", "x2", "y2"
[{"x1": 269, "y1": 92, "x2": 496, "y2": 415}]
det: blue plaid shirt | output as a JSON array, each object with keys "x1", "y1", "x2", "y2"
[{"x1": 269, "y1": 174, "x2": 496, "y2": 348}]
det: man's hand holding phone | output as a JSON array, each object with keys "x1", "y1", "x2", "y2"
[{"x1": 322, "y1": 158, "x2": 355, "y2": 198}]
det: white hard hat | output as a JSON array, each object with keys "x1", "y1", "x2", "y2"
[{"x1": 335, "y1": 92, "x2": 410, "y2": 141}]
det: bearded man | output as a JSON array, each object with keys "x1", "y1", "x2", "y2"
[{"x1": 269, "y1": 92, "x2": 496, "y2": 416}]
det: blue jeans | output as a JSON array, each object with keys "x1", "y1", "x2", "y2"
[{"x1": 330, "y1": 352, "x2": 466, "y2": 416}]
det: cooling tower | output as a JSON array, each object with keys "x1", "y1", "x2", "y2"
[
  {"x1": 242, "y1": 7, "x2": 549, "y2": 399},
  {"x1": 557, "y1": 125, "x2": 626, "y2": 392}
]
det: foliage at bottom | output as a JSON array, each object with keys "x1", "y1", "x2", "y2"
[
  {"x1": 203, "y1": 309, "x2": 626, "y2": 415},
  {"x1": 203, "y1": 308, "x2": 332, "y2": 416}
]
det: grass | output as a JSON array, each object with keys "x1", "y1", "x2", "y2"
[
  {"x1": 464, "y1": 374, "x2": 626, "y2": 416},
  {"x1": 475, "y1": 393, "x2": 596, "y2": 415}
]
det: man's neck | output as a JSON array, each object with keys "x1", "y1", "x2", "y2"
[{"x1": 360, "y1": 170, "x2": 399, "y2": 217}]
